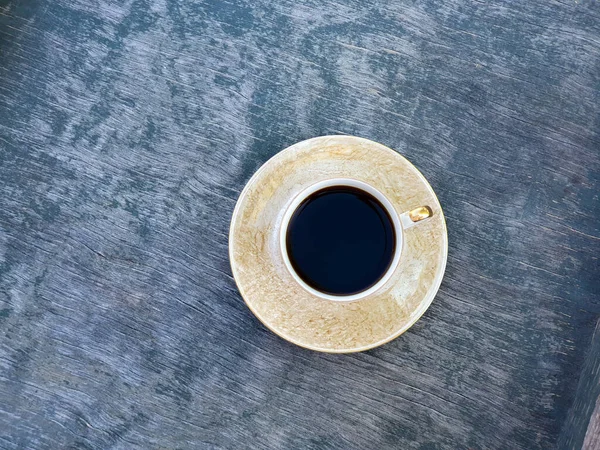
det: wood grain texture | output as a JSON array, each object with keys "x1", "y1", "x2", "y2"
[
  {"x1": 0, "y1": 0, "x2": 598, "y2": 449},
  {"x1": 582, "y1": 402, "x2": 600, "y2": 450},
  {"x1": 560, "y1": 319, "x2": 600, "y2": 450},
  {"x1": 583, "y1": 398, "x2": 600, "y2": 450}
]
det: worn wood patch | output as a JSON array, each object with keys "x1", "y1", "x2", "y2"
[
  {"x1": 0, "y1": 0, "x2": 599, "y2": 448},
  {"x1": 583, "y1": 399, "x2": 600, "y2": 450}
]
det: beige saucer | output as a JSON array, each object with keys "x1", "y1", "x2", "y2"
[{"x1": 229, "y1": 136, "x2": 447, "y2": 353}]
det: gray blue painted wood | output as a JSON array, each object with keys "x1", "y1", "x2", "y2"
[{"x1": 0, "y1": 0, "x2": 599, "y2": 448}]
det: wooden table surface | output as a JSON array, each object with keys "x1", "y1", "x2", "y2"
[{"x1": 1, "y1": 1, "x2": 599, "y2": 449}]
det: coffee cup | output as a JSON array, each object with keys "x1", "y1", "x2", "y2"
[{"x1": 279, "y1": 177, "x2": 432, "y2": 302}]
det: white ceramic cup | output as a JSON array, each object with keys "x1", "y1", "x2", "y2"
[{"x1": 279, "y1": 178, "x2": 432, "y2": 302}]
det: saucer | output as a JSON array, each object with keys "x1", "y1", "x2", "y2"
[{"x1": 229, "y1": 136, "x2": 447, "y2": 353}]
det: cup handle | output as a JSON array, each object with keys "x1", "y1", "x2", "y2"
[{"x1": 399, "y1": 206, "x2": 433, "y2": 229}]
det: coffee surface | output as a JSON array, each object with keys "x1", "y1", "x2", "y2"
[{"x1": 286, "y1": 186, "x2": 396, "y2": 296}]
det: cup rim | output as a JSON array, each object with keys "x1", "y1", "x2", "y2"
[{"x1": 279, "y1": 178, "x2": 403, "y2": 302}]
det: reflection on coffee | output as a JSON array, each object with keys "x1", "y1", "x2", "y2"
[{"x1": 286, "y1": 186, "x2": 396, "y2": 296}]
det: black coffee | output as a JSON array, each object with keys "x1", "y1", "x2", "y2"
[{"x1": 286, "y1": 186, "x2": 395, "y2": 296}]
